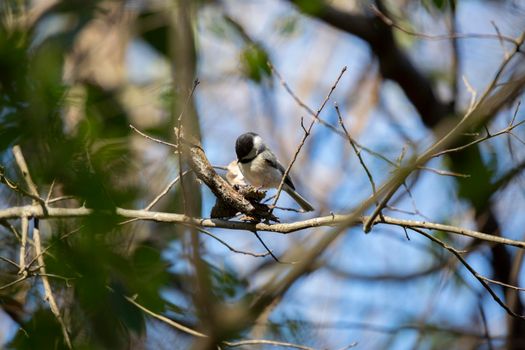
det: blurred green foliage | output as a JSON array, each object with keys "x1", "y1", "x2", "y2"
[
  {"x1": 422, "y1": 0, "x2": 456, "y2": 12},
  {"x1": 0, "y1": 1, "x2": 268, "y2": 347},
  {"x1": 240, "y1": 43, "x2": 271, "y2": 83},
  {"x1": 10, "y1": 309, "x2": 66, "y2": 349},
  {"x1": 0, "y1": 3, "x2": 177, "y2": 348},
  {"x1": 294, "y1": 0, "x2": 325, "y2": 16},
  {"x1": 449, "y1": 142, "x2": 495, "y2": 212},
  {"x1": 208, "y1": 262, "x2": 248, "y2": 301}
]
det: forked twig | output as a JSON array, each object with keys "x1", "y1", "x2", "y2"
[
  {"x1": 272, "y1": 66, "x2": 347, "y2": 210},
  {"x1": 336, "y1": 103, "x2": 377, "y2": 196},
  {"x1": 129, "y1": 124, "x2": 178, "y2": 149},
  {"x1": 371, "y1": 4, "x2": 519, "y2": 46},
  {"x1": 410, "y1": 227, "x2": 525, "y2": 320},
  {"x1": 12, "y1": 145, "x2": 72, "y2": 348},
  {"x1": 191, "y1": 226, "x2": 270, "y2": 258},
  {"x1": 268, "y1": 62, "x2": 395, "y2": 166}
]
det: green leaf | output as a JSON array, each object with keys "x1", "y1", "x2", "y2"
[
  {"x1": 450, "y1": 146, "x2": 495, "y2": 212},
  {"x1": 240, "y1": 44, "x2": 271, "y2": 83},
  {"x1": 294, "y1": 0, "x2": 325, "y2": 16}
]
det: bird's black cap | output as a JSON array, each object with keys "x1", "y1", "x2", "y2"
[{"x1": 235, "y1": 132, "x2": 258, "y2": 161}]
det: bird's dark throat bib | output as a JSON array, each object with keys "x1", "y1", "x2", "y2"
[{"x1": 238, "y1": 156, "x2": 256, "y2": 164}]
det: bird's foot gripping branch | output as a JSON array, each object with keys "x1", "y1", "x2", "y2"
[{"x1": 210, "y1": 185, "x2": 277, "y2": 221}]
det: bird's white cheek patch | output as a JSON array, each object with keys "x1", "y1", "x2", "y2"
[{"x1": 252, "y1": 136, "x2": 264, "y2": 152}]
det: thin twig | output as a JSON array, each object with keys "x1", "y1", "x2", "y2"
[
  {"x1": 192, "y1": 226, "x2": 270, "y2": 258},
  {"x1": 336, "y1": 103, "x2": 377, "y2": 195},
  {"x1": 252, "y1": 231, "x2": 281, "y2": 262},
  {"x1": 124, "y1": 291, "x2": 327, "y2": 349},
  {"x1": 0, "y1": 219, "x2": 21, "y2": 241},
  {"x1": 0, "y1": 166, "x2": 46, "y2": 206},
  {"x1": 385, "y1": 205, "x2": 419, "y2": 217},
  {"x1": 267, "y1": 319, "x2": 505, "y2": 340},
  {"x1": 417, "y1": 166, "x2": 470, "y2": 178},
  {"x1": 12, "y1": 146, "x2": 47, "y2": 214},
  {"x1": 45, "y1": 179, "x2": 55, "y2": 203},
  {"x1": 462, "y1": 75, "x2": 477, "y2": 114},
  {"x1": 149, "y1": 173, "x2": 191, "y2": 206},
  {"x1": 479, "y1": 275, "x2": 525, "y2": 292},
  {"x1": 478, "y1": 302, "x2": 493, "y2": 350},
  {"x1": 362, "y1": 32, "x2": 525, "y2": 233},
  {"x1": 12, "y1": 145, "x2": 72, "y2": 348},
  {"x1": 223, "y1": 339, "x2": 318, "y2": 350},
  {"x1": 47, "y1": 196, "x2": 76, "y2": 205},
  {"x1": 432, "y1": 117, "x2": 525, "y2": 158},
  {"x1": 119, "y1": 170, "x2": 191, "y2": 225},
  {"x1": 26, "y1": 226, "x2": 84, "y2": 270},
  {"x1": 400, "y1": 182, "x2": 430, "y2": 221},
  {"x1": 410, "y1": 227, "x2": 525, "y2": 320},
  {"x1": 509, "y1": 132, "x2": 525, "y2": 146},
  {"x1": 371, "y1": 4, "x2": 519, "y2": 46},
  {"x1": 129, "y1": 124, "x2": 178, "y2": 148},
  {"x1": 124, "y1": 294, "x2": 207, "y2": 338},
  {"x1": 268, "y1": 62, "x2": 395, "y2": 167},
  {"x1": 18, "y1": 216, "x2": 28, "y2": 276},
  {"x1": 34, "y1": 221, "x2": 72, "y2": 348},
  {"x1": 491, "y1": 20, "x2": 510, "y2": 60},
  {"x1": 272, "y1": 66, "x2": 347, "y2": 210},
  {"x1": 0, "y1": 255, "x2": 20, "y2": 269},
  {"x1": 510, "y1": 101, "x2": 521, "y2": 126},
  {"x1": 0, "y1": 275, "x2": 28, "y2": 291},
  {"x1": 271, "y1": 205, "x2": 304, "y2": 213}
]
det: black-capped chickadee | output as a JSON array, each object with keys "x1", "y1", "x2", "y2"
[{"x1": 235, "y1": 132, "x2": 314, "y2": 212}]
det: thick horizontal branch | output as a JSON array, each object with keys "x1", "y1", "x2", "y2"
[{"x1": 1, "y1": 205, "x2": 524, "y2": 249}]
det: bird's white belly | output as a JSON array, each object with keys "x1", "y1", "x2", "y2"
[{"x1": 239, "y1": 157, "x2": 281, "y2": 189}]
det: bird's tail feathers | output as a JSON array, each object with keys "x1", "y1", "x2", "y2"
[{"x1": 284, "y1": 185, "x2": 314, "y2": 212}]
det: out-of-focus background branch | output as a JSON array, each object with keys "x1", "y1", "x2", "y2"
[{"x1": 1, "y1": 0, "x2": 525, "y2": 349}]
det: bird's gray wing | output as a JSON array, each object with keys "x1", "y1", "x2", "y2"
[
  {"x1": 261, "y1": 151, "x2": 314, "y2": 212},
  {"x1": 263, "y1": 155, "x2": 296, "y2": 190}
]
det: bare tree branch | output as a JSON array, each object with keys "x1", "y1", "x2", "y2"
[
  {"x1": 286, "y1": 0, "x2": 449, "y2": 127},
  {"x1": 2, "y1": 205, "x2": 525, "y2": 249},
  {"x1": 272, "y1": 66, "x2": 347, "y2": 210},
  {"x1": 370, "y1": 4, "x2": 519, "y2": 46},
  {"x1": 124, "y1": 291, "x2": 349, "y2": 350},
  {"x1": 409, "y1": 227, "x2": 525, "y2": 320},
  {"x1": 362, "y1": 50, "x2": 525, "y2": 232},
  {"x1": 12, "y1": 145, "x2": 72, "y2": 349}
]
